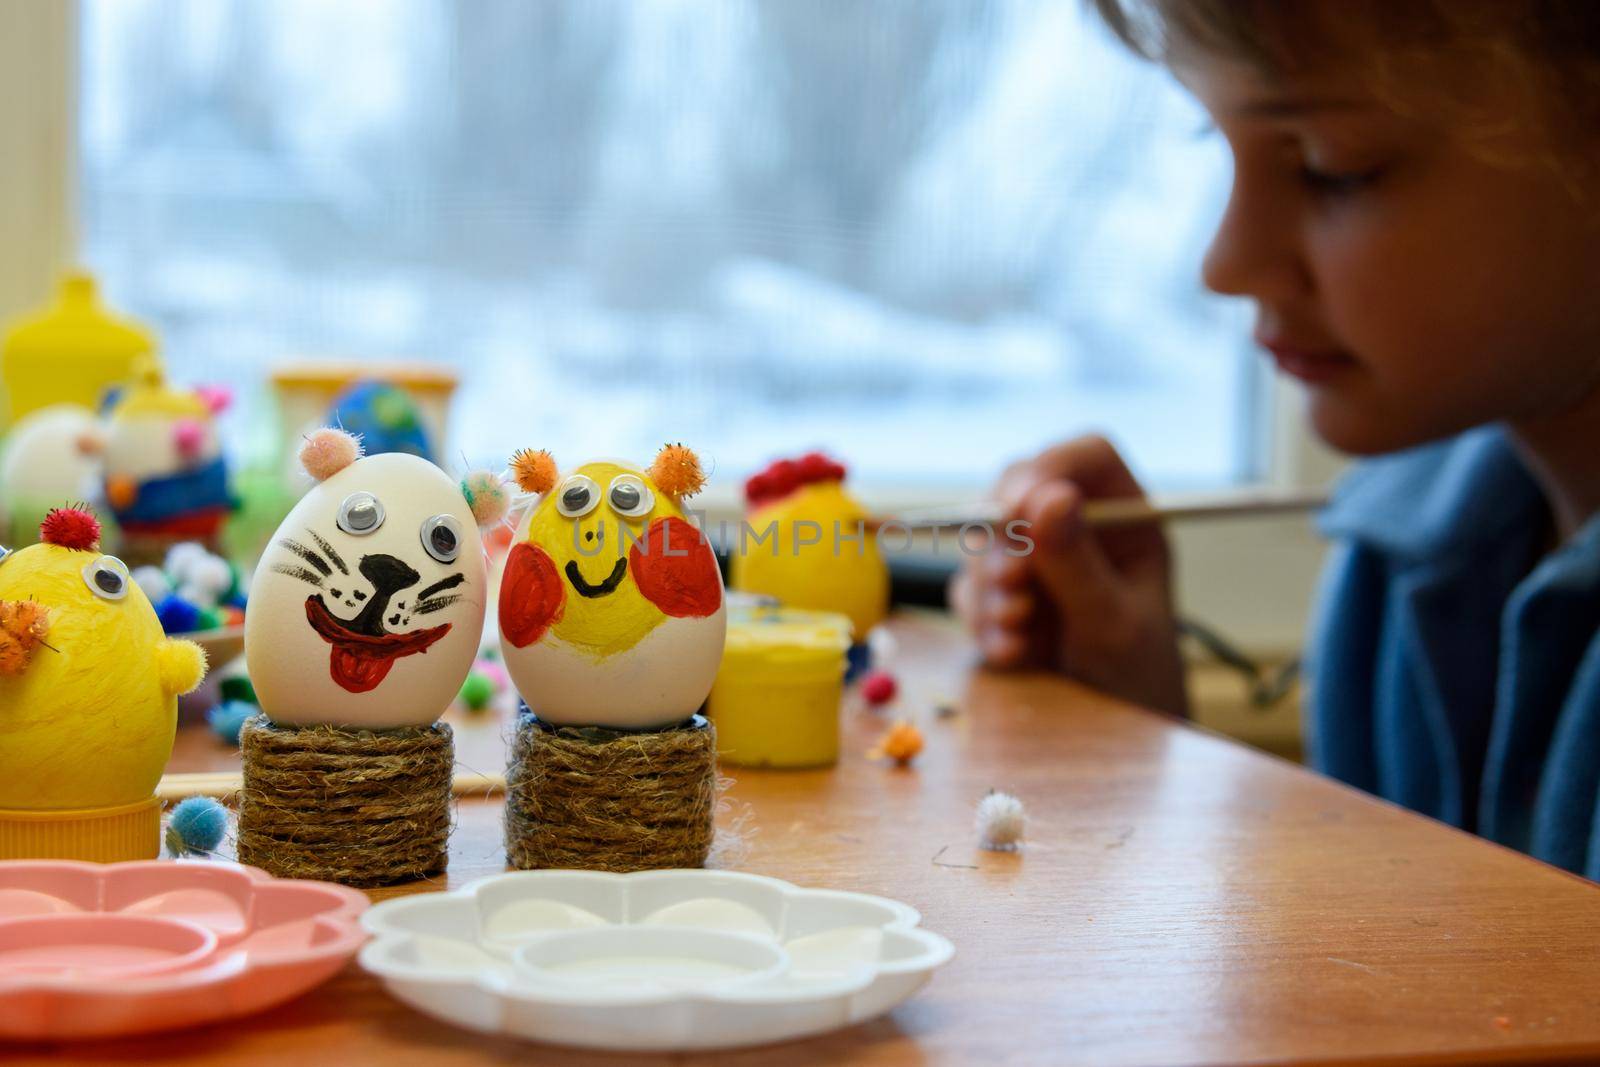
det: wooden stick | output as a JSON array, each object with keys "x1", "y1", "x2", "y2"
[
  {"x1": 874, "y1": 486, "x2": 1328, "y2": 532},
  {"x1": 156, "y1": 769, "x2": 507, "y2": 803}
]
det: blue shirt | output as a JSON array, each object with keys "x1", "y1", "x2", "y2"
[{"x1": 1308, "y1": 425, "x2": 1600, "y2": 878}]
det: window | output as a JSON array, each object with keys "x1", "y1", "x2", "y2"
[{"x1": 81, "y1": 0, "x2": 1253, "y2": 491}]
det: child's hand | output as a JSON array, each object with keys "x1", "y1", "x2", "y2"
[{"x1": 949, "y1": 435, "x2": 1190, "y2": 717}]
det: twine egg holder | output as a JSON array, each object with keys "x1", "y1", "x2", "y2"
[
  {"x1": 504, "y1": 707, "x2": 717, "y2": 874},
  {"x1": 237, "y1": 715, "x2": 453, "y2": 887}
]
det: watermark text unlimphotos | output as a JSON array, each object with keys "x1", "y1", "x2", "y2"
[{"x1": 567, "y1": 514, "x2": 1034, "y2": 558}]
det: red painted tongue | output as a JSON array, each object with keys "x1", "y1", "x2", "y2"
[{"x1": 329, "y1": 646, "x2": 397, "y2": 693}]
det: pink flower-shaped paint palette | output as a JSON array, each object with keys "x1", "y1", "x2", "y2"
[{"x1": 0, "y1": 860, "x2": 369, "y2": 1040}]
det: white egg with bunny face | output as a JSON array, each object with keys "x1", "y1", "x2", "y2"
[{"x1": 245, "y1": 429, "x2": 508, "y2": 728}]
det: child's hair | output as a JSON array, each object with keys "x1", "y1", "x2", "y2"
[{"x1": 1089, "y1": 1, "x2": 1600, "y2": 181}]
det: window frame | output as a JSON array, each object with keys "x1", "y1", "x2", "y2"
[{"x1": 20, "y1": 4, "x2": 1335, "y2": 656}]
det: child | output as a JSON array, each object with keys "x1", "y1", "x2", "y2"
[{"x1": 953, "y1": 1, "x2": 1600, "y2": 878}]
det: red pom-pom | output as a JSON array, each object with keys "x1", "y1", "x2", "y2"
[
  {"x1": 746, "y1": 452, "x2": 849, "y2": 509},
  {"x1": 797, "y1": 452, "x2": 833, "y2": 480},
  {"x1": 744, "y1": 472, "x2": 773, "y2": 506},
  {"x1": 40, "y1": 507, "x2": 101, "y2": 551},
  {"x1": 860, "y1": 669, "x2": 897, "y2": 706},
  {"x1": 767, "y1": 459, "x2": 800, "y2": 491}
]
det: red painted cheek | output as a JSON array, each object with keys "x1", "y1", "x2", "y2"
[
  {"x1": 631, "y1": 517, "x2": 722, "y2": 618},
  {"x1": 500, "y1": 542, "x2": 566, "y2": 647}
]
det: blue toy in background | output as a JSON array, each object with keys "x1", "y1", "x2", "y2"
[
  {"x1": 206, "y1": 700, "x2": 256, "y2": 745},
  {"x1": 325, "y1": 380, "x2": 434, "y2": 461}
]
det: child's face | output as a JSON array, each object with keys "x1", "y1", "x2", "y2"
[{"x1": 1177, "y1": 54, "x2": 1600, "y2": 455}]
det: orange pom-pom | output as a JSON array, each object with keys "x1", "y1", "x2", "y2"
[
  {"x1": 40, "y1": 506, "x2": 101, "y2": 551},
  {"x1": 649, "y1": 443, "x2": 706, "y2": 499},
  {"x1": 510, "y1": 448, "x2": 558, "y2": 495},
  {"x1": 300, "y1": 428, "x2": 362, "y2": 481},
  {"x1": 0, "y1": 600, "x2": 50, "y2": 675},
  {"x1": 867, "y1": 719, "x2": 924, "y2": 766}
]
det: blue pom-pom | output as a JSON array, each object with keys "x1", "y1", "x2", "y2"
[
  {"x1": 206, "y1": 700, "x2": 255, "y2": 746},
  {"x1": 155, "y1": 594, "x2": 203, "y2": 635},
  {"x1": 167, "y1": 796, "x2": 228, "y2": 854}
]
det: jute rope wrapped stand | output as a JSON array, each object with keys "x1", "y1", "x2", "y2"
[
  {"x1": 237, "y1": 715, "x2": 453, "y2": 886},
  {"x1": 505, "y1": 711, "x2": 716, "y2": 872}
]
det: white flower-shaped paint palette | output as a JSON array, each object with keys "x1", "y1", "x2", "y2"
[{"x1": 359, "y1": 869, "x2": 953, "y2": 1051}]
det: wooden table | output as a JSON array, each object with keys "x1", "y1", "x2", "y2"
[{"x1": 35, "y1": 612, "x2": 1600, "y2": 1067}]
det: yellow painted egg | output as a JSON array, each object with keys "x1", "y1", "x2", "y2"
[{"x1": 497, "y1": 445, "x2": 726, "y2": 730}]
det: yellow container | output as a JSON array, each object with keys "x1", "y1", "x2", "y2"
[
  {"x1": 708, "y1": 608, "x2": 851, "y2": 768},
  {"x1": 1, "y1": 272, "x2": 156, "y2": 430}
]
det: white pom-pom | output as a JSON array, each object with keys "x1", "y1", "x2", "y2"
[
  {"x1": 132, "y1": 565, "x2": 172, "y2": 604},
  {"x1": 163, "y1": 542, "x2": 208, "y2": 581},
  {"x1": 976, "y1": 791, "x2": 1025, "y2": 851},
  {"x1": 186, "y1": 553, "x2": 234, "y2": 597}
]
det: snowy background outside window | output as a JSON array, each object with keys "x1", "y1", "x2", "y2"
[{"x1": 80, "y1": 0, "x2": 1254, "y2": 492}]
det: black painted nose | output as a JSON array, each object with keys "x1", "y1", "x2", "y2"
[
  {"x1": 361, "y1": 553, "x2": 420, "y2": 596},
  {"x1": 347, "y1": 554, "x2": 421, "y2": 636}
]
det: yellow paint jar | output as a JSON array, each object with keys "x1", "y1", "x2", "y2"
[{"x1": 708, "y1": 608, "x2": 851, "y2": 768}]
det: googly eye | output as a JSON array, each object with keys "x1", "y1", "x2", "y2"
[
  {"x1": 555, "y1": 475, "x2": 600, "y2": 518},
  {"x1": 608, "y1": 474, "x2": 654, "y2": 518},
  {"x1": 82, "y1": 555, "x2": 131, "y2": 600},
  {"x1": 337, "y1": 492, "x2": 385, "y2": 536},
  {"x1": 0, "y1": 545, "x2": 10, "y2": 566},
  {"x1": 420, "y1": 514, "x2": 463, "y2": 563}
]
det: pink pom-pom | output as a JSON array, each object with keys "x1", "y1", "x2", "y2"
[
  {"x1": 300, "y1": 428, "x2": 362, "y2": 481},
  {"x1": 195, "y1": 385, "x2": 232, "y2": 415},
  {"x1": 173, "y1": 419, "x2": 205, "y2": 459},
  {"x1": 461, "y1": 470, "x2": 510, "y2": 528}
]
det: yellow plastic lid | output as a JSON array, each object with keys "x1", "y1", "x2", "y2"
[
  {"x1": 0, "y1": 796, "x2": 162, "y2": 863},
  {"x1": 723, "y1": 607, "x2": 852, "y2": 670},
  {"x1": 1, "y1": 272, "x2": 157, "y2": 427}
]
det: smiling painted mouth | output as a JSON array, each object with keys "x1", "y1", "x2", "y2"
[
  {"x1": 304, "y1": 595, "x2": 451, "y2": 693},
  {"x1": 564, "y1": 558, "x2": 628, "y2": 599}
]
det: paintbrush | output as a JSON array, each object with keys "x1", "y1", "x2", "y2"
[{"x1": 870, "y1": 486, "x2": 1329, "y2": 531}]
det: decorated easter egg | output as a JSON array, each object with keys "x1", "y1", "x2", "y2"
[
  {"x1": 245, "y1": 430, "x2": 504, "y2": 729},
  {"x1": 101, "y1": 362, "x2": 235, "y2": 543},
  {"x1": 731, "y1": 452, "x2": 888, "y2": 639},
  {"x1": 0, "y1": 507, "x2": 205, "y2": 818},
  {"x1": 497, "y1": 444, "x2": 726, "y2": 730}
]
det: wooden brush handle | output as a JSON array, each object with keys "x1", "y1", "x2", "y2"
[{"x1": 875, "y1": 486, "x2": 1328, "y2": 531}]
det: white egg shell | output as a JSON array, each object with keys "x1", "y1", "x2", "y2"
[
  {"x1": 246, "y1": 452, "x2": 486, "y2": 728},
  {"x1": 104, "y1": 411, "x2": 220, "y2": 482},
  {"x1": 501, "y1": 609, "x2": 727, "y2": 730}
]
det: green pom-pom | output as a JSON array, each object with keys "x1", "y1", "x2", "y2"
[
  {"x1": 193, "y1": 607, "x2": 223, "y2": 632},
  {"x1": 458, "y1": 672, "x2": 494, "y2": 712},
  {"x1": 219, "y1": 674, "x2": 257, "y2": 705}
]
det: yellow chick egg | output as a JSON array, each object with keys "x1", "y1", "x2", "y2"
[
  {"x1": 0, "y1": 507, "x2": 205, "y2": 860},
  {"x1": 731, "y1": 455, "x2": 888, "y2": 640},
  {"x1": 498, "y1": 445, "x2": 726, "y2": 730}
]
